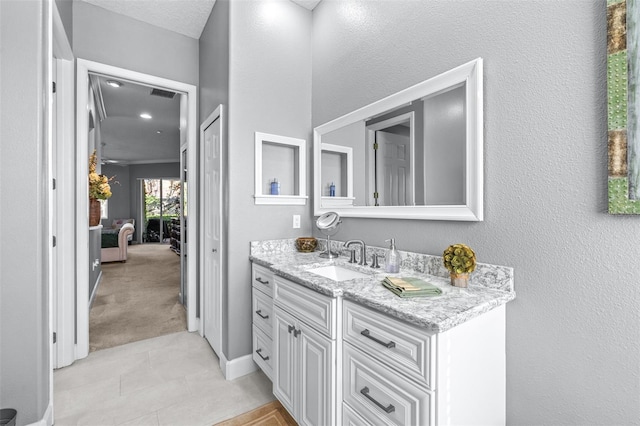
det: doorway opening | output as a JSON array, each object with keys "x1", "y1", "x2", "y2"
[{"x1": 67, "y1": 59, "x2": 198, "y2": 361}]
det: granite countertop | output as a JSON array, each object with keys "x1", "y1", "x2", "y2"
[{"x1": 250, "y1": 240, "x2": 515, "y2": 333}]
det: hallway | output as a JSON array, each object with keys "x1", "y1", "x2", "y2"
[
  {"x1": 90, "y1": 244, "x2": 186, "y2": 352},
  {"x1": 54, "y1": 332, "x2": 274, "y2": 425}
]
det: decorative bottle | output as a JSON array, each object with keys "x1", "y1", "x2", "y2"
[
  {"x1": 270, "y1": 178, "x2": 280, "y2": 195},
  {"x1": 384, "y1": 238, "x2": 401, "y2": 273},
  {"x1": 329, "y1": 182, "x2": 336, "y2": 197}
]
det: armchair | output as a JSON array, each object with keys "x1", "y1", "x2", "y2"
[{"x1": 101, "y1": 222, "x2": 134, "y2": 263}]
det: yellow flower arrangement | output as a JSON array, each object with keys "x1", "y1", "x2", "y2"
[
  {"x1": 443, "y1": 243, "x2": 476, "y2": 275},
  {"x1": 89, "y1": 150, "x2": 113, "y2": 200}
]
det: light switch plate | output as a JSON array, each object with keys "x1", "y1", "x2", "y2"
[{"x1": 293, "y1": 215, "x2": 301, "y2": 228}]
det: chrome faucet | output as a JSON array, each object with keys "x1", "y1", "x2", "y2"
[{"x1": 344, "y1": 240, "x2": 367, "y2": 266}]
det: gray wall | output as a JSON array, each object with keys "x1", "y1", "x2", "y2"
[
  {"x1": 313, "y1": 0, "x2": 640, "y2": 424},
  {"x1": 0, "y1": 1, "x2": 50, "y2": 424},
  {"x1": 423, "y1": 85, "x2": 465, "y2": 205},
  {"x1": 199, "y1": 0, "x2": 229, "y2": 120},
  {"x1": 54, "y1": 0, "x2": 72, "y2": 47},
  {"x1": 199, "y1": 0, "x2": 231, "y2": 359},
  {"x1": 101, "y1": 164, "x2": 130, "y2": 226},
  {"x1": 200, "y1": 0, "x2": 313, "y2": 359},
  {"x1": 72, "y1": 1, "x2": 199, "y2": 86}
]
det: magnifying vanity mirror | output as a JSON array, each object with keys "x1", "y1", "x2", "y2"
[
  {"x1": 313, "y1": 58, "x2": 483, "y2": 221},
  {"x1": 316, "y1": 211, "x2": 342, "y2": 258}
]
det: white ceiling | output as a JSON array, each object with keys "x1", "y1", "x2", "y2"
[
  {"x1": 80, "y1": 0, "x2": 217, "y2": 39},
  {"x1": 79, "y1": 0, "x2": 322, "y2": 39},
  {"x1": 96, "y1": 76, "x2": 181, "y2": 165}
]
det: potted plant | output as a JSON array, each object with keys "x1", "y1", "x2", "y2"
[
  {"x1": 88, "y1": 150, "x2": 113, "y2": 226},
  {"x1": 443, "y1": 243, "x2": 476, "y2": 288}
]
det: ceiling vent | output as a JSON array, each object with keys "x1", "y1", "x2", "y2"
[{"x1": 150, "y1": 88, "x2": 177, "y2": 99}]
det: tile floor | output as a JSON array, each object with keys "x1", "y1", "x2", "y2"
[{"x1": 54, "y1": 331, "x2": 275, "y2": 426}]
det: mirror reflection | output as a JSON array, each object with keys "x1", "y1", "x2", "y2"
[
  {"x1": 321, "y1": 84, "x2": 466, "y2": 207},
  {"x1": 314, "y1": 58, "x2": 483, "y2": 221}
]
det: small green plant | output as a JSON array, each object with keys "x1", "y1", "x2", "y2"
[{"x1": 443, "y1": 243, "x2": 476, "y2": 275}]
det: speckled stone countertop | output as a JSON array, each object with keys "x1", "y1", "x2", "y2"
[{"x1": 250, "y1": 239, "x2": 515, "y2": 333}]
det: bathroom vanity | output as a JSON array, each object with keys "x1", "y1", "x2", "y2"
[{"x1": 250, "y1": 239, "x2": 515, "y2": 426}]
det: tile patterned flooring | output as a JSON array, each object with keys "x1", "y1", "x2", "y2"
[{"x1": 54, "y1": 331, "x2": 275, "y2": 426}]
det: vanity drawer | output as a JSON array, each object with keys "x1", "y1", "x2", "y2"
[
  {"x1": 273, "y1": 276, "x2": 336, "y2": 339},
  {"x1": 252, "y1": 325, "x2": 273, "y2": 380},
  {"x1": 252, "y1": 288, "x2": 273, "y2": 338},
  {"x1": 343, "y1": 344, "x2": 434, "y2": 426},
  {"x1": 252, "y1": 263, "x2": 274, "y2": 297},
  {"x1": 343, "y1": 300, "x2": 434, "y2": 389},
  {"x1": 342, "y1": 402, "x2": 370, "y2": 426}
]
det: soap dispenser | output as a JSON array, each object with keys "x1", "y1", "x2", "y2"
[{"x1": 384, "y1": 238, "x2": 401, "y2": 273}]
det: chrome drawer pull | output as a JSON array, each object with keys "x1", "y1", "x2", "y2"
[
  {"x1": 255, "y1": 277, "x2": 270, "y2": 285},
  {"x1": 360, "y1": 386, "x2": 395, "y2": 414},
  {"x1": 255, "y1": 348, "x2": 269, "y2": 361},
  {"x1": 361, "y1": 329, "x2": 396, "y2": 348},
  {"x1": 255, "y1": 309, "x2": 269, "y2": 319}
]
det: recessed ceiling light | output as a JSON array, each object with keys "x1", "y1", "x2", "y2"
[
  {"x1": 106, "y1": 80, "x2": 123, "y2": 88},
  {"x1": 156, "y1": 130, "x2": 163, "y2": 134},
  {"x1": 140, "y1": 113, "x2": 152, "y2": 119}
]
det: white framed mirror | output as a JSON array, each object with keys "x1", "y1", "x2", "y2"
[{"x1": 313, "y1": 58, "x2": 483, "y2": 221}]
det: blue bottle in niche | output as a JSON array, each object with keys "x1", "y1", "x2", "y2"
[
  {"x1": 270, "y1": 178, "x2": 280, "y2": 195},
  {"x1": 329, "y1": 182, "x2": 335, "y2": 197}
]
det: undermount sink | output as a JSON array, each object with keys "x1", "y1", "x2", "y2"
[{"x1": 307, "y1": 265, "x2": 371, "y2": 282}]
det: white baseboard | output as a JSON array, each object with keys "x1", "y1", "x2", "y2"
[
  {"x1": 26, "y1": 401, "x2": 53, "y2": 426},
  {"x1": 219, "y1": 352, "x2": 258, "y2": 381}
]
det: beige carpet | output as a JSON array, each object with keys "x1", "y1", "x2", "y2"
[
  {"x1": 89, "y1": 243, "x2": 187, "y2": 352},
  {"x1": 214, "y1": 401, "x2": 297, "y2": 426}
]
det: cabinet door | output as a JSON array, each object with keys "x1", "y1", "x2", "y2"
[
  {"x1": 298, "y1": 323, "x2": 335, "y2": 426},
  {"x1": 273, "y1": 307, "x2": 297, "y2": 418}
]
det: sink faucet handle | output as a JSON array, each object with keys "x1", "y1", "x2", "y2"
[
  {"x1": 371, "y1": 254, "x2": 381, "y2": 269},
  {"x1": 348, "y1": 249, "x2": 357, "y2": 264}
]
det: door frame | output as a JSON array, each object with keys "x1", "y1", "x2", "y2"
[
  {"x1": 199, "y1": 105, "x2": 225, "y2": 357},
  {"x1": 73, "y1": 59, "x2": 198, "y2": 359},
  {"x1": 52, "y1": 1, "x2": 75, "y2": 370}
]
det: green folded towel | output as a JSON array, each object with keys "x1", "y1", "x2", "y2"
[{"x1": 382, "y1": 276, "x2": 442, "y2": 298}]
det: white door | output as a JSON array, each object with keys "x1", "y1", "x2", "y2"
[
  {"x1": 365, "y1": 112, "x2": 415, "y2": 207},
  {"x1": 273, "y1": 307, "x2": 297, "y2": 417},
  {"x1": 378, "y1": 129, "x2": 413, "y2": 206},
  {"x1": 202, "y1": 109, "x2": 222, "y2": 355},
  {"x1": 51, "y1": 58, "x2": 58, "y2": 369},
  {"x1": 299, "y1": 323, "x2": 334, "y2": 426}
]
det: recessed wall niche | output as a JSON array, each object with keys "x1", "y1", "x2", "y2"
[
  {"x1": 254, "y1": 132, "x2": 307, "y2": 205},
  {"x1": 321, "y1": 143, "x2": 354, "y2": 207}
]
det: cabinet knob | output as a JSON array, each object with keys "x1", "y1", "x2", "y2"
[
  {"x1": 293, "y1": 328, "x2": 301, "y2": 338},
  {"x1": 288, "y1": 325, "x2": 295, "y2": 334}
]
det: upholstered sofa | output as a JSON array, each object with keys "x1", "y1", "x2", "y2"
[
  {"x1": 110, "y1": 218, "x2": 135, "y2": 242},
  {"x1": 101, "y1": 222, "x2": 134, "y2": 263}
]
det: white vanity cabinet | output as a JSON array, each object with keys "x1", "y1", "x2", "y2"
[
  {"x1": 251, "y1": 264, "x2": 274, "y2": 379},
  {"x1": 251, "y1": 260, "x2": 508, "y2": 426},
  {"x1": 342, "y1": 299, "x2": 506, "y2": 426},
  {"x1": 273, "y1": 276, "x2": 338, "y2": 426}
]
